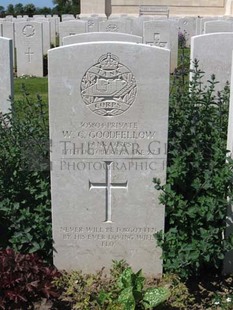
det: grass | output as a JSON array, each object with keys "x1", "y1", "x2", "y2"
[
  {"x1": 14, "y1": 76, "x2": 48, "y2": 103},
  {"x1": 12, "y1": 48, "x2": 190, "y2": 102}
]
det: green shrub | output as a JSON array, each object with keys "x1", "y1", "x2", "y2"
[
  {"x1": 0, "y1": 87, "x2": 52, "y2": 262},
  {"x1": 0, "y1": 249, "x2": 60, "y2": 309},
  {"x1": 154, "y1": 60, "x2": 233, "y2": 279},
  {"x1": 54, "y1": 260, "x2": 170, "y2": 310}
]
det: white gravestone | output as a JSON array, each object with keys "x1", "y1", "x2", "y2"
[
  {"x1": 199, "y1": 17, "x2": 219, "y2": 34},
  {"x1": 32, "y1": 18, "x2": 51, "y2": 54},
  {"x1": 59, "y1": 20, "x2": 87, "y2": 46},
  {"x1": 15, "y1": 21, "x2": 43, "y2": 77},
  {"x1": 132, "y1": 16, "x2": 154, "y2": 37},
  {"x1": 49, "y1": 42, "x2": 170, "y2": 275},
  {"x1": 0, "y1": 37, "x2": 14, "y2": 114},
  {"x1": 143, "y1": 20, "x2": 178, "y2": 73},
  {"x1": 47, "y1": 17, "x2": 57, "y2": 46},
  {"x1": 225, "y1": 51, "x2": 233, "y2": 274},
  {"x1": 204, "y1": 20, "x2": 233, "y2": 33},
  {"x1": 63, "y1": 32, "x2": 142, "y2": 45},
  {"x1": 61, "y1": 14, "x2": 75, "y2": 22},
  {"x1": 177, "y1": 17, "x2": 197, "y2": 47},
  {"x1": 87, "y1": 17, "x2": 100, "y2": 32},
  {"x1": 2, "y1": 21, "x2": 15, "y2": 67},
  {"x1": 99, "y1": 20, "x2": 129, "y2": 33},
  {"x1": 40, "y1": 20, "x2": 51, "y2": 54},
  {"x1": 190, "y1": 33, "x2": 233, "y2": 92}
]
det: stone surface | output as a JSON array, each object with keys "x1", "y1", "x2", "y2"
[
  {"x1": 110, "y1": 0, "x2": 226, "y2": 16},
  {"x1": 225, "y1": 50, "x2": 233, "y2": 274},
  {"x1": 80, "y1": 16, "x2": 100, "y2": 32},
  {"x1": 0, "y1": 37, "x2": 14, "y2": 114},
  {"x1": 63, "y1": 32, "x2": 142, "y2": 45},
  {"x1": 190, "y1": 33, "x2": 233, "y2": 92},
  {"x1": 59, "y1": 20, "x2": 87, "y2": 45},
  {"x1": 81, "y1": 0, "x2": 106, "y2": 16},
  {"x1": 34, "y1": 19, "x2": 51, "y2": 54},
  {"x1": 204, "y1": 20, "x2": 233, "y2": 33},
  {"x1": 132, "y1": 16, "x2": 155, "y2": 37},
  {"x1": 61, "y1": 14, "x2": 76, "y2": 21},
  {"x1": 99, "y1": 19, "x2": 129, "y2": 33},
  {"x1": 49, "y1": 42, "x2": 169, "y2": 275},
  {"x1": 15, "y1": 21, "x2": 43, "y2": 77},
  {"x1": 177, "y1": 17, "x2": 196, "y2": 47},
  {"x1": 81, "y1": 0, "x2": 227, "y2": 16},
  {"x1": 143, "y1": 20, "x2": 178, "y2": 73},
  {"x1": 2, "y1": 21, "x2": 15, "y2": 67},
  {"x1": 143, "y1": 20, "x2": 170, "y2": 48}
]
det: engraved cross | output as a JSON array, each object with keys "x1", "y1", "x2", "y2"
[
  {"x1": 154, "y1": 33, "x2": 167, "y2": 48},
  {"x1": 89, "y1": 161, "x2": 128, "y2": 223},
  {"x1": 25, "y1": 47, "x2": 34, "y2": 63}
]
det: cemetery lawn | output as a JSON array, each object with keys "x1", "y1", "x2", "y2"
[{"x1": 14, "y1": 76, "x2": 48, "y2": 103}]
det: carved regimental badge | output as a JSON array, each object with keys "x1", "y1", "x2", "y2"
[
  {"x1": 80, "y1": 53, "x2": 137, "y2": 117},
  {"x1": 22, "y1": 25, "x2": 36, "y2": 37}
]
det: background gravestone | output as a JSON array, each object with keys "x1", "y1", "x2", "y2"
[
  {"x1": 143, "y1": 20, "x2": 178, "y2": 73},
  {"x1": 15, "y1": 21, "x2": 43, "y2": 77},
  {"x1": 62, "y1": 32, "x2": 142, "y2": 45},
  {"x1": 0, "y1": 37, "x2": 14, "y2": 115},
  {"x1": 225, "y1": 50, "x2": 233, "y2": 273},
  {"x1": 99, "y1": 20, "x2": 129, "y2": 33},
  {"x1": 49, "y1": 42, "x2": 170, "y2": 275},
  {"x1": 204, "y1": 20, "x2": 233, "y2": 33},
  {"x1": 190, "y1": 33, "x2": 233, "y2": 92},
  {"x1": 59, "y1": 20, "x2": 87, "y2": 45},
  {"x1": 2, "y1": 21, "x2": 15, "y2": 67}
]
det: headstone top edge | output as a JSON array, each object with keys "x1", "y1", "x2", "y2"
[
  {"x1": 48, "y1": 41, "x2": 171, "y2": 55},
  {"x1": 192, "y1": 32, "x2": 233, "y2": 39},
  {"x1": 0, "y1": 36, "x2": 12, "y2": 42}
]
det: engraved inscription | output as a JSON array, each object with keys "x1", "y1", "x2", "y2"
[
  {"x1": 89, "y1": 161, "x2": 128, "y2": 223},
  {"x1": 80, "y1": 53, "x2": 137, "y2": 117},
  {"x1": 88, "y1": 20, "x2": 94, "y2": 27},
  {"x1": 106, "y1": 24, "x2": 118, "y2": 32},
  {"x1": 60, "y1": 226, "x2": 157, "y2": 247},
  {"x1": 147, "y1": 33, "x2": 167, "y2": 48},
  {"x1": 25, "y1": 47, "x2": 34, "y2": 63},
  {"x1": 22, "y1": 25, "x2": 35, "y2": 37}
]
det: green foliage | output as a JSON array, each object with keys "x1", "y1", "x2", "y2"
[
  {"x1": 2, "y1": 3, "x2": 53, "y2": 16},
  {"x1": 52, "y1": 0, "x2": 80, "y2": 15},
  {"x1": 158, "y1": 274, "x2": 195, "y2": 309},
  {"x1": 0, "y1": 87, "x2": 52, "y2": 262},
  {"x1": 154, "y1": 59, "x2": 233, "y2": 279},
  {"x1": 54, "y1": 260, "x2": 170, "y2": 309}
]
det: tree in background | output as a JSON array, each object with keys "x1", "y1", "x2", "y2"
[
  {"x1": 0, "y1": 6, "x2": 5, "y2": 17},
  {"x1": 52, "y1": 0, "x2": 80, "y2": 15},
  {"x1": 14, "y1": 3, "x2": 25, "y2": 16},
  {"x1": 6, "y1": 4, "x2": 14, "y2": 15},
  {"x1": 37, "y1": 7, "x2": 52, "y2": 15},
  {"x1": 5, "y1": 3, "x2": 51, "y2": 17},
  {"x1": 23, "y1": 3, "x2": 36, "y2": 16}
]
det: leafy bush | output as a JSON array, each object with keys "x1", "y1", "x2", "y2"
[
  {"x1": 0, "y1": 249, "x2": 60, "y2": 309},
  {"x1": 154, "y1": 60, "x2": 233, "y2": 279},
  {"x1": 0, "y1": 87, "x2": 52, "y2": 261},
  {"x1": 54, "y1": 260, "x2": 170, "y2": 309}
]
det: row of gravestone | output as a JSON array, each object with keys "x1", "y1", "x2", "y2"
[
  {"x1": 2, "y1": 15, "x2": 233, "y2": 77},
  {"x1": 1, "y1": 33, "x2": 233, "y2": 275}
]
